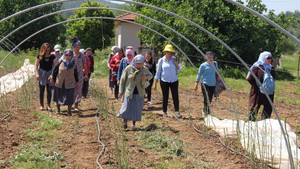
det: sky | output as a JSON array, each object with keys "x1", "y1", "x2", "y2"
[{"x1": 240, "y1": 0, "x2": 299, "y2": 14}]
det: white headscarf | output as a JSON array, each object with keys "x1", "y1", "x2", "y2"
[
  {"x1": 131, "y1": 54, "x2": 145, "y2": 70},
  {"x1": 246, "y1": 51, "x2": 272, "y2": 79}
]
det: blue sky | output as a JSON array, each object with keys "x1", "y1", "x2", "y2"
[{"x1": 241, "y1": 0, "x2": 300, "y2": 14}]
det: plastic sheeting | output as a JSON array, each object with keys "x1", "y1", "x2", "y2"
[
  {"x1": 205, "y1": 115, "x2": 300, "y2": 168},
  {"x1": 0, "y1": 59, "x2": 35, "y2": 97}
]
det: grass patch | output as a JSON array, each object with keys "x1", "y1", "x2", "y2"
[
  {"x1": 278, "y1": 54, "x2": 299, "y2": 76},
  {"x1": 140, "y1": 132, "x2": 185, "y2": 157},
  {"x1": 92, "y1": 47, "x2": 111, "y2": 78},
  {"x1": 5, "y1": 112, "x2": 65, "y2": 168}
]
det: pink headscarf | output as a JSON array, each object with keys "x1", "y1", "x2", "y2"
[{"x1": 125, "y1": 49, "x2": 135, "y2": 64}]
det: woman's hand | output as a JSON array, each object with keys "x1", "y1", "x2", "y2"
[
  {"x1": 153, "y1": 79, "x2": 158, "y2": 91},
  {"x1": 117, "y1": 80, "x2": 120, "y2": 86},
  {"x1": 141, "y1": 75, "x2": 148, "y2": 80},
  {"x1": 36, "y1": 74, "x2": 40, "y2": 81},
  {"x1": 153, "y1": 84, "x2": 157, "y2": 91},
  {"x1": 194, "y1": 83, "x2": 199, "y2": 91},
  {"x1": 76, "y1": 82, "x2": 79, "y2": 89},
  {"x1": 173, "y1": 56, "x2": 179, "y2": 69},
  {"x1": 85, "y1": 74, "x2": 89, "y2": 81},
  {"x1": 119, "y1": 92, "x2": 123, "y2": 98},
  {"x1": 49, "y1": 76, "x2": 54, "y2": 84},
  {"x1": 217, "y1": 76, "x2": 221, "y2": 81}
]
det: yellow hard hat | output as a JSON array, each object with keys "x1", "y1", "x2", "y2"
[{"x1": 162, "y1": 44, "x2": 175, "y2": 53}]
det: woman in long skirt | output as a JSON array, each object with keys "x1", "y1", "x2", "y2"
[
  {"x1": 117, "y1": 55, "x2": 153, "y2": 130},
  {"x1": 70, "y1": 36, "x2": 87, "y2": 110},
  {"x1": 50, "y1": 49, "x2": 78, "y2": 116}
]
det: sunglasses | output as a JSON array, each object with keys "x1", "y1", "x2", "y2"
[
  {"x1": 267, "y1": 57, "x2": 272, "y2": 60},
  {"x1": 65, "y1": 54, "x2": 72, "y2": 56}
]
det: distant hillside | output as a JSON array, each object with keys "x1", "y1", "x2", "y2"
[{"x1": 61, "y1": 0, "x2": 126, "y2": 19}]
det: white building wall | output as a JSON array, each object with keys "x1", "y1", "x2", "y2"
[{"x1": 117, "y1": 22, "x2": 142, "y2": 51}]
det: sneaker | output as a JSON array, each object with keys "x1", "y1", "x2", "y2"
[
  {"x1": 116, "y1": 113, "x2": 121, "y2": 118},
  {"x1": 202, "y1": 110, "x2": 207, "y2": 117},
  {"x1": 163, "y1": 112, "x2": 168, "y2": 117},
  {"x1": 175, "y1": 112, "x2": 182, "y2": 118},
  {"x1": 131, "y1": 125, "x2": 137, "y2": 130},
  {"x1": 55, "y1": 110, "x2": 60, "y2": 114},
  {"x1": 123, "y1": 124, "x2": 127, "y2": 129},
  {"x1": 147, "y1": 101, "x2": 152, "y2": 105},
  {"x1": 67, "y1": 112, "x2": 72, "y2": 116}
]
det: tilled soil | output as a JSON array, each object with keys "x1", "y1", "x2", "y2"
[{"x1": 0, "y1": 78, "x2": 299, "y2": 168}]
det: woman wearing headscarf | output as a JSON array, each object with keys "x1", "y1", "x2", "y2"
[
  {"x1": 50, "y1": 49, "x2": 78, "y2": 116},
  {"x1": 194, "y1": 51, "x2": 220, "y2": 116},
  {"x1": 117, "y1": 55, "x2": 153, "y2": 130},
  {"x1": 108, "y1": 46, "x2": 120, "y2": 94},
  {"x1": 247, "y1": 51, "x2": 275, "y2": 121},
  {"x1": 35, "y1": 43, "x2": 56, "y2": 111},
  {"x1": 144, "y1": 51, "x2": 156, "y2": 105},
  {"x1": 117, "y1": 48, "x2": 135, "y2": 84},
  {"x1": 153, "y1": 44, "x2": 181, "y2": 118},
  {"x1": 109, "y1": 48, "x2": 125, "y2": 99},
  {"x1": 70, "y1": 36, "x2": 87, "y2": 110}
]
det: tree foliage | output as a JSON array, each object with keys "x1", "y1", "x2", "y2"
[
  {"x1": 67, "y1": 0, "x2": 115, "y2": 51},
  {"x1": 132, "y1": 0, "x2": 297, "y2": 66},
  {"x1": 0, "y1": 0, "x2": 66, "y2": 50}
]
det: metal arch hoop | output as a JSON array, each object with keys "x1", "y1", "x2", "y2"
[
  {"x1": 0, "y1": 1, "x2": 296, "y2": 167},
  {"x1": 223, "y1": 0, "x2": 300, "y2": 45},
  {"x1": 0, "y1": 7, "x2": 239, "y2": 129}
]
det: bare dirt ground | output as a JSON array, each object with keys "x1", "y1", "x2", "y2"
[{"x1": 0, "y1": 77, "x2": 299, "y2": 168}]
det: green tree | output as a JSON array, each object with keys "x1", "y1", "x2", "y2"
[
  {"x1": 0, "y1": 0, "x2": 66, "y2": 50},
  {"x1": 67, "y1": 0, "x2": 115, "y2": 51},
  {"x1": 132, "y1": 0, "x2": 296, "y2": 66}
]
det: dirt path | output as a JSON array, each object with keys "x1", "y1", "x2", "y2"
[{"x1": 1, "y1": 77, "x2": 299, "y2": 168}]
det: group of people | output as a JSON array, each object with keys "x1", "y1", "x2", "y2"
[
  {"x1": 36, "y1": 39, "x2": 275, "y2": 126},
  {"x1": 35, "y1": 36, "x2": 94, "y2": 116},
  {"x1": 108, "y1": 44, "x2": 276, "y2": 129}
]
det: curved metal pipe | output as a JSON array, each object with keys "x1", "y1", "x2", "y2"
[
  {"x1": 0, "y1": 7, "x2": 238, "y2": 130},
  {"x1": 0, "y1": 1, "x2": 295, "y2": 166},
  {"x1": 223, "y1": 0, "x2": 300, "y2": 45}
]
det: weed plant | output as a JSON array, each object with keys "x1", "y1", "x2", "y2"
[{"x1": 7, "y1": 112, "x2": 64, "y2": 168}]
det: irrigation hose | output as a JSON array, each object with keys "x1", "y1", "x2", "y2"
[
  {"x1": 0, "y1": 113, "x2": 10, "y2": 122},
  {"x1": 150, "y1": 92, "x2": 260, "y2": 168},
  {"x1": 89, "y1": 97, "x2": 106, "y2": 169}
]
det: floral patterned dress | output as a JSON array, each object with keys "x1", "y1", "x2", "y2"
[{"x1": 74, "y1": 52, "x2": 86, "y2": 103}]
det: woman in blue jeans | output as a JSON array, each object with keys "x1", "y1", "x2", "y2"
[{"x1": 194, "y1": 51, "x2": 220, "y2": 116}]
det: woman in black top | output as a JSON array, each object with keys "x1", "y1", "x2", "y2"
[
  {"x1": 144, "y1": 51, "x2": 156, "y2": 105},
  {"x1": 35, "y1": 43, "x2": 56, "y2": 111}
]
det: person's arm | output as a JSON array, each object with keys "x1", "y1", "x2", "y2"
[
  {"x1": 173, "y1": 56, "x2": 181, "y2": 73},
  {"x1": 50, "y1": 60, "x2": 61, "y2": 84},
  {"x1": 117, "y1": 59, "x2": 124, "y2": 81},
  {"x1": 109, "y1": 56, "x2": 116, "y2": 69},
  {"x1": 153, "y1": 59, "x2": 162, "y2": 91},
  {"x1": 194, "y1": 64, "x2": 204, "y2": 91},
  {"x1": 247, "y1": 67, "x2": 259, "y2": 86},
  {"x1": 35, "y1": 58, "x2": 40, "y2": 81},
  {"x1": 142, "y1": 67, "x2": 153, "y2": 81},
  {"x1": 118, "y1": 66, "x2": 128, "y2": 97}
]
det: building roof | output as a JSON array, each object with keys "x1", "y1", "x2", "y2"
[{"x1": 116, "y1": 13, "x2": 137, "y2": 21}]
